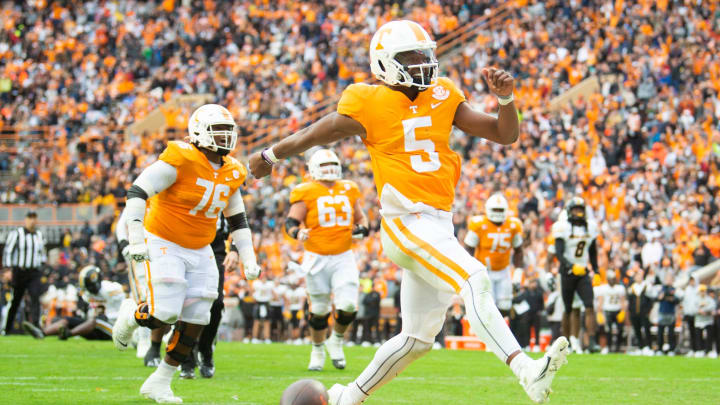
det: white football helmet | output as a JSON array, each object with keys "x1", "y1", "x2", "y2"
[
  {"x1": 308, "y1": 149, "x2": 342, "y2": 181},
  {"x1": 369, "y1": 20, "x2": 438, "y2": 90},
  {"x1": 485, "y1": 193, "x2": 509, "y2": 224},
  {"x1": 188, "y1": 104, "x2": 238, "y2": 155}
]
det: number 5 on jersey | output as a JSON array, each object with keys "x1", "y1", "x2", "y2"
[
  {"x1": 189, "y1": 178, "x2": 229, "y2": 218},
  {"x1": 403, "y1": 117, "x2": 440, "y2": 173}
]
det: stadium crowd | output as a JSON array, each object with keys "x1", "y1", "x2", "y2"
[{"x1": 2, "y1": 0, "x2": 720, "y2": 355}]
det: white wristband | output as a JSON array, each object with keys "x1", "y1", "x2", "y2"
[
  {"x1": 262, "y1": 147, "x2": 279, "y2": 164},
  {"x1": 497, "y1": 93, "x2": 514, "y2": 106}
]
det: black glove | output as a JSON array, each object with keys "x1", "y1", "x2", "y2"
[{"x1": 352, "y1": 224, "x2": 369, "y2": 239}]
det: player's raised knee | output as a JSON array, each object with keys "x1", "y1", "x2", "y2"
[{"x1": 463, "y1": 269, "x2": 491, "y2": 294}]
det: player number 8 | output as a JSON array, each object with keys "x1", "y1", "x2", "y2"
[{"x1": 574, "y1": 241, "x2": 586, "y2": 258}]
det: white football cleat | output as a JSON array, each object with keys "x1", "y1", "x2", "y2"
[
  {"x1": 113, "y1": 298, "x2": 140, "y2": 351},
  {"x1": 140, "y1": 374, "x2": 182, "y2": 404},
  {"x1": 520, "y1": 336, "x2": 569, "y2": 403},
  {"x1": 326, "y1": 334, "x2": 347, "y2": 369},
  {"x1": 308, "y1": 345, "x2": 326, "y2": 371},
  {"x1": 569, "y1": 336, "x2": 582, "y2": 354}
]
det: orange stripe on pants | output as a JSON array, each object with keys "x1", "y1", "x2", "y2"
[
  {"x1": 382, "y1": 218, "x2": 460, "y2": 292},
  {"x1": 143, "y1": 260, "x2": 155, "y2": 315},
  {"x1": 392, "y1": 217, "x2": 470, "y2": 280}
]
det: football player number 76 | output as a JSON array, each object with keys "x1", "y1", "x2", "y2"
[
  {"x1": 403, "y1": 116, "x2": 440, "y2": 173},
  {"x1": 189, "y1": 178, "x2": 230, "y2": 218}
]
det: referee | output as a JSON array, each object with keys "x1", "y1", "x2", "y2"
[{"x1": 3, "y1": 210, "x2": 47, "y2": 334}]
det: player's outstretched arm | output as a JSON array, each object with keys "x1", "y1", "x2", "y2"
[
  {"x1": 249, "y1": 112, "x2": 365, "y2": 178},
  {"x1": 224, "y1": 189, "x2": 261, "y2": 280},
  {"x1": 453, "y1": 68, "x2": 519, "y2": 145}
]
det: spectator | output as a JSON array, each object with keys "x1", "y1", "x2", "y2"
[
  {"x1": 656, "y1": 273, "x2": 680, "y2": 356},
  {"x1": 361, "y1": 281, "x2": 381, "y2": 346},
  {"x1": 627, "y1": 270, "x2": 653, "y2": 356},
  {"x1": 682, "y1": 277, "x2": 700, "y2": 357},
  {"x1": 695, "y1": 285, "x2": 717, "y2": 358}
]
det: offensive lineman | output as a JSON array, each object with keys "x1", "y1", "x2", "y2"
[
  {"x1": 250, "y1": 20, "x2": 568, "y2": 405},
  {"x1": 553, "y1": 196, "x2": 600, "y2": 353},
  {"x1": 286, "y1": 148, "x2": 369, "y2": 371},
  {"x1": 112, "y1": 104, "x2": 261, "y2": 403},
  {"x1": 464, "y1": 193, "x2": 523, "y2": 316}
]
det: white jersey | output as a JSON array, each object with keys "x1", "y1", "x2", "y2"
[
  {"x1": 552, "y1": 218, "x2": 598, "y2": 266},
  {"x1": 271, "y1": 282, "x2": 287, "y2": 306},
  {"x1": 286, "y1": 287, "x2": 306, "y2": 311},
  {"x1": 252, "y1": 279, "x2": 273, "y2": 303},
  {"x1": 596, "y1": 283, "x2": 625, "y2": 312},
  {"x1": 82, "y1": 280, "x2": 125, "y2": 322},
  {"x1": 696, "y1": 296, "x2": 717, "y2": 328}
]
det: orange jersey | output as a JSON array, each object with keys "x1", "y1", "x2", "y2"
[
  {"x1": 145, "y1": 141, "x2": 247, "y2": 249},
  {"x1": 289, "y1": 180, "x2": 360, "y2": 255},
  {"x1": 467, "y1": 215, "x2": 523, "y2": 271},
  {"x1": 337, "y1": 77, "x2": 466, "y2": 212}
]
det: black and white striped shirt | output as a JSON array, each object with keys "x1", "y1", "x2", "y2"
[{"x1": 3, "y1": 227, "x2": 46, "y2": 269}]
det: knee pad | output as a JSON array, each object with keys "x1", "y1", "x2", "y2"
[
  {"x1": 335, "y1": 310, "x2": 357, "y2": 327},
  {"x1": 134, "y1": 303, "x2": 169, "y2": 330},
  {"x1": 308, "y1": 312, "x2": 331, "y2": 330},
  {"x1": 166, "y1": 322, "x2": 198, "y2": 364}
]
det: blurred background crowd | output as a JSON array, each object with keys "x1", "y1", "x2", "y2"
[{"x1": 1, "y1": 0, "x2": 720, "y2": 354}]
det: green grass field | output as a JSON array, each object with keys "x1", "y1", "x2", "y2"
[{"x1": 1, "y1": 336, "x2": 719, "y2": 405}]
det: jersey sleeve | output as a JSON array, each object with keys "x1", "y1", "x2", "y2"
[
  {"x1": 551, "y1": 221, "x2": 569, "y2": 239},
  {"x1": 337, "y1": 84, "x2": 368, "y2": 127},
  {"x1": 436, "y1": 77, "x2": 467, "y2": 110},
  {"x1": 158, "y1": 141, "x2": 190, "y2": 168},
  {"x1": 289, "y1": 183, "x2": 309, "y2": 205},
  {"x1": 348, "y1": 180, "x2": 362, "y2": 202},
  {"x1": 227, "y1": 157, "x2": 248, "y2": 184},
  {"x1": 510, "y1": 217, "x2": 523, "y2": 248}
]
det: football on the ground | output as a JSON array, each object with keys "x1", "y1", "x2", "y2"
[{"x1": 279, "y1": 379, "x2": 329, "y2": 405}]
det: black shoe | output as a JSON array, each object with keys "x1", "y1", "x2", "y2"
[
  {"x1": 58, "y1": 326, "x2": 70, "y2": 341},
  {"x1": 144, "y1": 347, "x2": 161, "y2": 367},
  {"x1": 22, "y1": 322, "x2": 44, "y2": 339},
  {"x1": 587, "y1": 337, "x2": 600, "y2": 354},
  {"x1": 199, "y1": 352, "x2": 215, "y2": 378},
  {"x1": 180, "y1": 364, "x2": 196, "y2": 379}
]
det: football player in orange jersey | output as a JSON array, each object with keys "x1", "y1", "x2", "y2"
[
  {"x1": 285, "y1": 148, "x2": 368, "y2": 371},
  {"x1": 250, "y1": 20, "x2": 568, "y2": 405},
  {"x1": 112, "y1": 104, "x2": 262, "y2": 404},
  {"x1": 464, "y1": 193, "x2": 524, "y2": 317}
]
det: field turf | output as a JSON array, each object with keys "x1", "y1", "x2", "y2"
[{"x1": 1, "y1": 336, "x2": 718, "y2": 404}]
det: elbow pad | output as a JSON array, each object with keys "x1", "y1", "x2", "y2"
[
  {"x1": 227, "y1": 212, "x2": 249, "y2": 232},
  {"x1": 285, "y1": 217, "x2": 301, "y2": 239}
]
